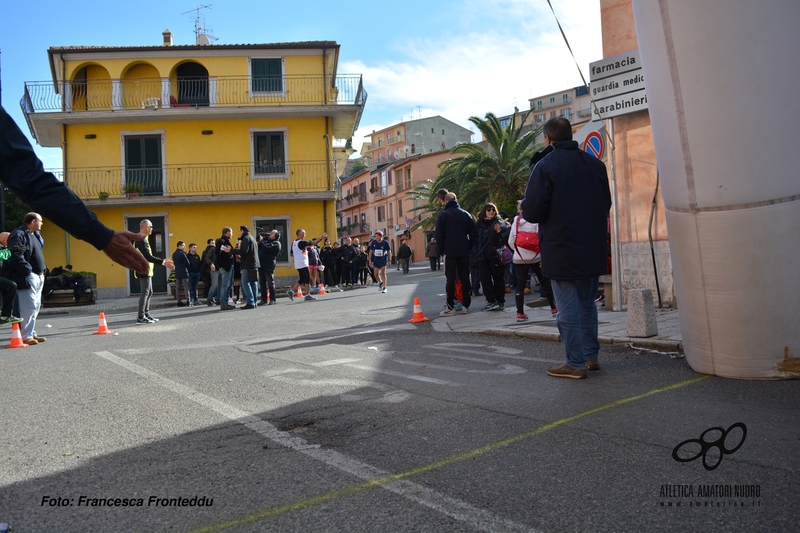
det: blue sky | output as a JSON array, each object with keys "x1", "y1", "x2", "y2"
[{"x1": 0, "y1": 0, "x2": 601, "y2": 168}]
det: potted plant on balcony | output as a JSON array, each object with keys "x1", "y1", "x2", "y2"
[
  {"x1": 123, "y1": 183, "x2": 144, "y2": 198},
  {"x1": 98, "y1": 191, "x2": 110, "y2": 200}
]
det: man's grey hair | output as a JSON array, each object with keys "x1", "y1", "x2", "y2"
[{"x1": 445, "y1": 192, "x2": 456, "y2": 202}]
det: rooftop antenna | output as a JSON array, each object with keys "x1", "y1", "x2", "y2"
[{"x1": 181, "y1": 4, "x2": 218, "y2": 45}]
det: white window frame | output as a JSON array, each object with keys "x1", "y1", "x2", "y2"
[
  {"x1": 248, "y1": 56, "x2": 286, "y2": 97},
  {"x1": 249, "y1": 127, "x2": 289, "y2": 179}
]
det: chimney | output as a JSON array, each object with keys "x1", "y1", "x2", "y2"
[{"x1": 162, "y1": 29, "x2": 173, "y2": 47}]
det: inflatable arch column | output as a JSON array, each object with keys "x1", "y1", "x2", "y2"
[{"x1": 631, "y1": 1, "x2": 800, "y2": 378}]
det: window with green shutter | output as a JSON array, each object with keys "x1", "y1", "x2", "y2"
[
  {"x1": 253, "y1": 131, "x2": 286, "y2": 175},
  {"x1": 251, "y1": 58, "x2": 283, "y2": 93}
]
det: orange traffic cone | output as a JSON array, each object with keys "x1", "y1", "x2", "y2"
[
  {"x1": 7, "y1": 322, "x2": 27, "y2": 348},
  {"x1": 296, "y1": 287, "x2": 304, "y2": 299},
  {"x1": 93, "y1": 312, "x2": 114, "y2": 335},
  {"x1": 318, "y1": 285, "x2": 327, "y2": 295},
  {"x1": 408, "y1": 297, "x2": 430, "y2": 323}
]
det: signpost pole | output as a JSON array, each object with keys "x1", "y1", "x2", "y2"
[{"x1": 608, "y1": 118, "x2": 623, "y2": 311}]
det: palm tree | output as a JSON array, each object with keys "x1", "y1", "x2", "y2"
[{"x1": 431, "y1": 112, "x2": 542, "y2": 217}]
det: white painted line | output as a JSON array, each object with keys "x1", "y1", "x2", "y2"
[
  {"x1": 312, "y1": 358, "x2": 363, "y2": 367},
  {"x1": 345, "y1": 364, "x2": 454, "y2": 385},
  {"x1": 93, "y1": 351, "x2": 535, "y2": 533},
  {"x1": 428, "y1": 344, "x2": 561, "y2": 364}
]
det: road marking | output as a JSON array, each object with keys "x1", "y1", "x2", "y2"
[
  {"x1": 393, "y1": 358, "x2": 527, "y2": 375},
  {"x1": 345, "y1": 364, "x2": 454, "y2": 385},
  {"x1": 94, "y1": 351, "x2": 532, "y2": 533},
  {"x1": 184, "y1": 370, "x2": 712, "y2": 533},
  {"x1": 429, "y1": 344, "x2": 561, "y2": 364},
  {"x1": 312, "y1": 358, "x2": 363, "y2": 366}
]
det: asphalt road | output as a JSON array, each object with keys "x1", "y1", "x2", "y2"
[{"x1": 1, "y1": 267, "x2": 797, "y2": 532}]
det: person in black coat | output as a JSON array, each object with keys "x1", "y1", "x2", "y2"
[
  {"x1": 475, "y1": 203, "x2": 510, "y2": 311},
  {"x1": 434, "y1": 190, "x2": 478, "y2": 314},
  {"x1": 258, "y1": 230, "x2": 281, "y2": 304},
  {"x1": 521, "y1": 117, "x2": 612, "y2": 379}
]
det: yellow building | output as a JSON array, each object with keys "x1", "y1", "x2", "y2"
[{"x1": 22, "y1": 33, "x2": 366, "y2": 297}]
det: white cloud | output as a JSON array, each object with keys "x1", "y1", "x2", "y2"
[{"x1": 345, "y1": 0, "x2": 602, "y2": 156}]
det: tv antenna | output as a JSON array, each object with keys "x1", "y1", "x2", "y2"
[{"x1": 181, "y1": 4, "x2": 218, "y2": 45}]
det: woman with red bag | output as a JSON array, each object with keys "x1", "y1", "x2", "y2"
[{"x1": 509, "y1": 205, "x2": 557, "y2": 322}]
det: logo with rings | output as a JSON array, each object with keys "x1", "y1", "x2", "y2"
[{"x1": 672, "y1": 422, "x2": 747, "y2": 471}]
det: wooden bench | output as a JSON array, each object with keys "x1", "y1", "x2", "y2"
[
  {"x1": 167, "y1": 281, "x2": 206, "y2": 300},
  {"x1": 43, "y1": 288, "x2": 97, "y2": 307}
]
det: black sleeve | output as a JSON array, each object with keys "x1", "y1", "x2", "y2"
[
  {"x1": 0, "y1": 106, "x2": 114, "y2": 250},
  {"x1": 135, "y1": 240, "x2": 163, "y2": 265}
]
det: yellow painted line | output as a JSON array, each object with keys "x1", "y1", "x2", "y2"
[{"x1": 186, "y1": 374, "x2": 711, "y2": 533}]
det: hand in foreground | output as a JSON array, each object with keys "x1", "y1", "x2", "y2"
[
  {"x1": 103, "y1": 231, "x2": 149, "y2": 275},
  {"x1": 163, "y1": 258, "x2": 175, "y2": 270}
]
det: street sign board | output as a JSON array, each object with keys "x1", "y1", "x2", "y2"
[
  {"x1": 583, "y1": 131, "x2": 604, "y2": 159},
  {"x1": 590, "y1": 49, "x2": 648, "y2": 121}
]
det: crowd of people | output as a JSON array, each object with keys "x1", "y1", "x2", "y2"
[
  {"x1": 434, "y1": 117, "x2": 612, "y2": 380},
  {"x1": 144, "y1": 226, "x2": 420, "y2": 317}
]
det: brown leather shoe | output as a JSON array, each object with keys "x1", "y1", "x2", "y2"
[
  {"x1": 546, "y1": 363, "x2": 587, "y2": 379},
  {"x1": 23, "y1": 338, "x2": 38, "y2": 345},
  {"x1": 33, "y1": 336, "x2": 46, "y2": 342},
  {"x1": 586, "y1": 360, "x2": 600, "y2": 371}
]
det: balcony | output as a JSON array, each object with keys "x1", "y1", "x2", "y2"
[
  {"x1": 387, "y1": 133, "x2": 405, "y2": 144},
  {"x1": 52, "y1": 161, "x2": 335, "y2": 205},
  {"x1": 21, "y1": 74, "x2": 367, "y2": 146}
]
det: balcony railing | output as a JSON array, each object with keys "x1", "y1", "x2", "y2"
[
  {"x1": 22, "y1": 75, "x2": 366, "y2": 113},
  {"x1": 50, "y1": 161, "x2": 334, "y2": 199}
]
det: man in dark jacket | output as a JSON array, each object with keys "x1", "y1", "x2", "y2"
[
  {"x1": 201, "y1": 238, "x2": 217, "y2": 303},
  {"x1": 5, "y1": 213, "x2": 47, "y2": 344},
  {"x1": 434, "y1": 190, "x2": 478, "y2": 315},
  {"x1": 215, "y1": 227, "x2": 235, "y2": 310},
  {"x1": 232, "y1": 225, "x2": 260, "y2": 309},
  {"x1": 172, "y1": 241, "x2": 190, "y2": 307},
  {"x1": 521, "y1": 117, "x2": 612, "y2": 379},
  {"x1": 339, "y1": 237, "x2": 356, "y2": 287},
  {"x1": 396, "y1": 240, "x2": 413, "y2": 274},
  {"x1": 186, "y1": 243, "x2": 202, "y2": 305},
  {"x1": 258, "y1": 230, "x2": 281, "y2": 305}
]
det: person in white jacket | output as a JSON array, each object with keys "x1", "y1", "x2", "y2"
[{"x1": 508, "y1": 211, "x2": 557, "y2": 321}]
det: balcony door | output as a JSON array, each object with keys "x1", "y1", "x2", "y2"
[
  {"x1": 125, "y1": 134, "x2": 163, "y2": 196},
  {"x1": 176, "y1": 62, "x2": 209, "y2": 106}
]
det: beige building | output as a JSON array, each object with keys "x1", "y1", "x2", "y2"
[
  {"x1": 360, "y1": 116, "x2": 472, "y2": 166},
  {"x1": 338, "y1": 149, "x2": 451, "y2": 264}
]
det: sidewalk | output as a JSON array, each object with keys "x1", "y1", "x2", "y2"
[{"x1": 432, "y1": 299, "x2": 683, "y2": 352}]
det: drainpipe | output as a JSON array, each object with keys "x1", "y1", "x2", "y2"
[
  {"x1": 61, "y1": 54, "x2": 71, "y2": 264},
  {"x1": 324, "y1": 119, "x2": 332, "y2": 234},
  {"x1": 322, "y1": 47, "x2": 328, "y2": 104}
]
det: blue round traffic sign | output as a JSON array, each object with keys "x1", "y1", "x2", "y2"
[{"x1": 583, "y1": 131, "x2": 604, "y2": 159}]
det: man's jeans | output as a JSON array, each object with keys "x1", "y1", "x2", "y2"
[
  {"x1": 138, "y1": 275, "x2": 153, "y2": 319},
  {"x1": 19, "y1": 273, "x2": 44, "y2": 339},
  {"x1": 241, "y1": 269, "x2": 258, "y2": 306},
  {"x1": 207, "y1": 269, "x2": 219, "y2": 303},
  {"x1": 188, "y1": 272, "x2": 201, "y2": 302},
  {"x1": 551, "y1": 277, "x2": 600, "y2": 370},
  {"x1": 219, "y1": 268, "x2": 233, "y2": 305}
]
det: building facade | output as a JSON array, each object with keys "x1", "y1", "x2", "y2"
[
  {"x1": 21, "y1": 34, "x2": 366, "y2": 296},
  {"x1": 359, "y1": 116, "x2": 472, "y2": 166},
  {"x1": 338, "y1": 150, "x2": 451, "y2": 265}
]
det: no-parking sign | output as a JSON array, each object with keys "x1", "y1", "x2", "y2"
[{"x1": 583, "y1": 131, "x2": 604, "y2": 159}]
